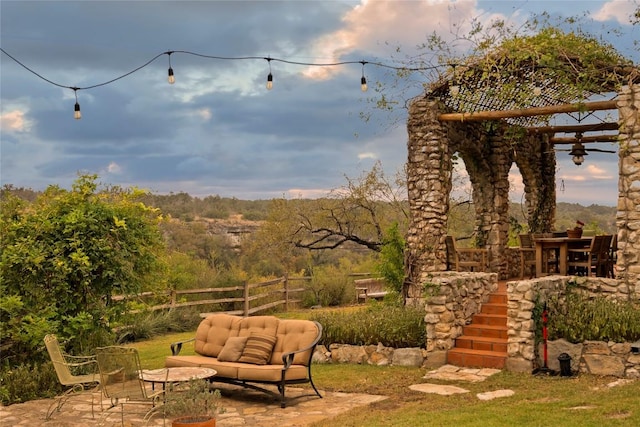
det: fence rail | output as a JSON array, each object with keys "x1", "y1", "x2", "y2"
[{"x1": 113, "y1": 276, "x2": 311, "y2": 317}]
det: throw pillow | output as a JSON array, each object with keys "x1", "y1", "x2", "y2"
[
  {"x1": 238, "y1": 332, "x2": 277, "y2": 365},
  {"x1": 217, "y1": 336, "x2": 248, "y2": 362}
]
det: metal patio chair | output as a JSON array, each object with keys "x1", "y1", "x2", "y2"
[
  {"x1": 95, "y1": 346, "x2": 166, "y2": 426},
  {"x1": 44, "y1": 334, "x2": 101, "y2": 420}
]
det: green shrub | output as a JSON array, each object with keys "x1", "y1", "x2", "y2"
[
  {"x1": 311, "y1": 304, "x2": 426, "y2": 348},
  {"x1": 0, "y1": 362, "x2": 61, "y2": 405},
  {"x1": 547, "y1": 291, "x2": 640, "y2": 343},
  {"x1": 116, "y1": 309, "x2": 201, "y2": 343}
]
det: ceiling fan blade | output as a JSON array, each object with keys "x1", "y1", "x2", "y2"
[{"x1": 587, "y1": 148, "x2": 616, "y2": 153}]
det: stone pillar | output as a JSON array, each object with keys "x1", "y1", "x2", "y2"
[
  {"x1": 616, "y1": 84, "x2": 640, "y2": 298},
  {"x1": 459, "y1": 128, "x2": 513, "y2": 279},
  {"x1": 514, "y1": 133, "x2": 557, "y2": 233},
  {"x1": 405, "y1": 97, "x2": 452, "y2": 287}
]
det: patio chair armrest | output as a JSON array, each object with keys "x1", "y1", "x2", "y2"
[
  {"x1": 281, "y1": 321, "x2": 322, "y2": 369},
  {"x1": 64, "y1": 354, "x2": 97, "y2": 362},
  {"x1": 55, "y1": 358, "x2": 98, "y2": 368},
  {"x1": 170, "y1": 338, "x2": 195, "y2": 356}
]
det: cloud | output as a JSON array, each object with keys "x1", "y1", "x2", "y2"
[
  {"x1": 303, "y1": 0, "x2": 488, "y2": 80},
  {"x1": 593, "y1": 0, "x2": 637, "y2": 24},
  {"x1": 358, "y1": 152, "x2": 377, "y2": 160},
  {"x1": 0, "y1": 109, "x2": 29, "y2": 132}
]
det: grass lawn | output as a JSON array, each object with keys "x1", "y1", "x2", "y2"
[{"x1": 131, "y1": 331, "x2": 640, "y2": 426}]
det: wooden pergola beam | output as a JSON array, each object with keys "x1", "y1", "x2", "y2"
[
  {"x1": 527, "y1": 122, "x2": 619, "y2": 134},
  {"x1": 438, "y1": 100, "x2": 617, "y2": 122},
  {"x1": 550, "y1": 135, "x2": 620, "y2": 144}
]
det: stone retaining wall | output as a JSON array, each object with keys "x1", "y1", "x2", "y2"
[
  {"x1": 311, "y1": 339, "x2": 640, "y2": 378},
  {"x1": 312, "y1": 343, "x2": 428, "y2": 367},
  {"x1": 506, "y1": 275, "x2": 632, "y2": 373},
  {"x1": 541, "y1": 339, "x2": 640, "y2": 378}
]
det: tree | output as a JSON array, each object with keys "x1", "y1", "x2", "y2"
[
  {"x1": 0, "y1": 175, "x2": 166, "y2": 359},
  {"x1": 264, "y1": 162, "x2": 408, "y2": 254}
]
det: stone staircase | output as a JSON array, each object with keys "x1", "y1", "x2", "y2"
[{"x1": 446, "y1": 281, "x2": 508, "y2": 369}]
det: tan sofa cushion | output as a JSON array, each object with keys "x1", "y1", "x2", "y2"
[
  {"x1": 165, "y1": 355, "x2": 241, "y2": 379},
  {"x1": 238, "y1": 332, "x2": 277, "y2": 365},
  {"x1": 271, "y1": 319, "x2": 320, "y2": 366},
  {"x1": 195, "y1": 314, "x2": 242, "y2": 358},
  {"x1": 217, "y1": 336, "x2": 248, "y2": 362},
  {"x1": 237, "y1": 363, "x2": 308, "y2": 382}
]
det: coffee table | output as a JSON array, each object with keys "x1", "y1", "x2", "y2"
[{"x1": 141, "y1": 367, "x2": 217, "y2": 390}]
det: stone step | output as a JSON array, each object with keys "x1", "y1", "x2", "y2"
[
  {"x1": 447, "y1": 348, "x2": 506, "y2": 369},
  {"x1": 462, "y1": 324, "x2": 508, "y2": 339},
  {"x1": 481, "y1": 302, "x2": 507, "y2": 315},
  {"x1": 487, "y1": 293, "x2": 507, "y2": 304},
  {"x1": 472, "y1": 313, "x2": 507, "y2": 326},
  {"x1": 454, "y1": 335, "x2": 508, "y2": 353}
]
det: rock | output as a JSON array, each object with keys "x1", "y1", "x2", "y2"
[
  {"x1": 392, "y1": 348, "x2": 425, "y2": 367},
  {"x1": 583, "y1": 354, "x2": 626, "y2": 377},
  {"x1": 476, "y1": 389, "x2": 515, "y2": 400},
  {"x1": 542, "y1": 339, "x2": 583, "y2": 372},
  {"x1": 409, "y1": 383, "x2": 469, "y2": 395}
]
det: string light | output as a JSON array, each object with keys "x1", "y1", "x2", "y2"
[
  {"x1": 360, "y1": 61, "x2": 368, "y2": 92},
  {"x1": 0, "y1": 47, "x2": 441, "y2": 119},
  {"x1": 266, "y1": 57, "x2": 273, "y2": 90},
  {"x1": 167, "y1": 51, "x2": 175, "y2": 84},
  {"x1": 73, "y1": 88, "x2": 81, "y2": 120}
]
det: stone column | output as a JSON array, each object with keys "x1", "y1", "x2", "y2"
[
  {"x1": 405, "y1": 97, "x2": 452, "y2": 287},
  {"x1": 458, "y1": 127, "x2": 513, "y2": 279},
  {"x1": 514, "y1": 133, "x2": 557, "y2": 233},
  {"x1": 616, "y1": 84, "x2": 640, "y2": 298}
]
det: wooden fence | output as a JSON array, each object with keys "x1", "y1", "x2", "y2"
[{"x1": 113, "y1": 276, "x2": 311, "y2": 317}]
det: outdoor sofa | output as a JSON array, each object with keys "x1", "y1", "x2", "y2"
[{"x1": 165, "y1": 313, "x2": 323, "y2": 407}]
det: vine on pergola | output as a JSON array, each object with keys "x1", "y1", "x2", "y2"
[{"x1": 427, "y1": 26, "x2": 638, "y2": 126}]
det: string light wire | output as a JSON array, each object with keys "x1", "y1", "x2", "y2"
[{"x1": 0, "y1": 47, "x2": 442, "y2": 118}]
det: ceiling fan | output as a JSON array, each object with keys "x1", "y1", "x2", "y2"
[{"x1": 552, "y1": 132, "x2": 617, "y2": 165}]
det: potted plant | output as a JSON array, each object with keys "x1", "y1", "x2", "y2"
[{"x1": 164, "y1": 378, "x2": 224, "y2": 427}]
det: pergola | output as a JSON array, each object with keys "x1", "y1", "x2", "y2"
[{"x1": 403, "y1": 34, "x2": 640, "y2": 295}]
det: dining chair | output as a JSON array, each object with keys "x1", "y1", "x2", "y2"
[
  {"x1": 607, "y1": 234, "x2": 618, "y2": 278},
  {"x1": 44, "y1": 334, "x2": 101, "y2": 420},
  {"x1": 445, "y1": 235, "x2": 487, "y2": 272},
  {"x1": 567, "y1": 235, "x2": 611, "y2": 277},
  {"x1": 95, "y1": 346, "x2": 166, "y2": 426},
  {"x1": 531, "y1": 233, "x2": 558, "y2": 274},
  {"x1": 518, "y1": 234, "x2": 536, "y2": 279}
]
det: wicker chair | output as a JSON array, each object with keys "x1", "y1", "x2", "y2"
[
  {"x1": 44, "y1": 334, "x2": 101, "y2": 420},
  {"x1": 95, "y1": 346, "x2": 166, "y2": 426}
]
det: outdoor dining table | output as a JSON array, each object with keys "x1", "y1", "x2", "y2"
[{"x1": 534, "y1": 236, "x2": 593, "y2": 277}]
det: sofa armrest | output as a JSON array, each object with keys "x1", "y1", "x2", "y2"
[
  {"x1": 281, "y1": 321, "x2": 323, "y2": 369},
  {"x1": 170, "y1": 338, "x2": 195, "y2": 356}
]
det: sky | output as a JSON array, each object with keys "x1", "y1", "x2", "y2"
[{"x1": 1, "y1": 0, "x2": 638, "y2": 207}]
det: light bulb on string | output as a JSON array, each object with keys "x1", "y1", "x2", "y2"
[
  {"x1": 73, "y1": 88, "x2": 81, "y2": 120},
  {"x1": 167, "y1": 51, "x2": 175, "y2": 84},
  {"x1": 360, "y1": 61, "x2": 368, "y2": 92},
  {"x1": 265, "y1": 57, "x2": 273, "y2": 90}
]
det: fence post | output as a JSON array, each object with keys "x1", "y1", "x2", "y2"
[
  {"x1": 170, "y1": 289, "x2": 177, "y2": 309},
  {"x1": 284, "y1": 274, "x2": 289, "y2": 312},
  {"x1": 243, "y1": 281, "x2": 250, "y2": 317}
]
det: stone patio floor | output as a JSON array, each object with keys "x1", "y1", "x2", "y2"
[{"x1": 0, "y1": 365, "x2": 505, "y2": 427}]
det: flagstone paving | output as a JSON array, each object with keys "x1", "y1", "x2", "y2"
[
  {"x1": 0, "y1": 384, "x2": 386, "y2": 427},
  {"x1": 1, "y1": 364, "x2": 513, "y2": 426}
]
